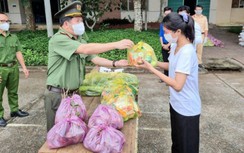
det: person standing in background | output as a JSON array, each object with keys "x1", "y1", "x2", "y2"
[
  {"x1": 0, "y1": 12, "x2": 29, "y2": 127},
  {"x1": 192, "y1": 5, "x2": 208, "y2": 69},
  {"x1": 177, "y1": 5, "x2": 202, "y2": 48},
  {"x1": 159, "y1": 7, "x2": 173, "y2": 83}
]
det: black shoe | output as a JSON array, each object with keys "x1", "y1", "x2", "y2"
[
  {"x1": 198, "y1": 64, "x2": 204, "y2": 69},
  {"x1": 0, "y1": 118, "x2": 7, "y2": 127},
  {"x1": 11, "y1": 110, "x2": 29, "y2": 117}
]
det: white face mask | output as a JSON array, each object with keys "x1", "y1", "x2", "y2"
[
  {"x1": 72, "y1": 22, "x2": 85, "y2": 36},
  {"x1": 195, "y1": 10, "x2": 202, "y2": 15},
  {"x1": 0, "y1": 22, "x2": 10, "y2": 31},
  {"x1": 164, "y1": 33, "x2": 178, "y2": 43}
]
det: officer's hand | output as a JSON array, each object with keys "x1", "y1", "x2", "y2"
[
  {"x1": 116, "y1": 39, "x2": 134, "y2": 50},
  {"x1": 115, "y1": 60, "x2": 128, "y2": 67},
  {"x1": 23, "y1": 68, "x2": 29, "y2": 78}
]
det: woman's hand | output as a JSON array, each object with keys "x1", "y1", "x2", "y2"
[
  {"x1": 135, "y1": 59, "x2": 153, "y2": 71},
  {"x1": 162, "y1": 44, "x2": 169, "y2": 50},
  {"x1": 162, "y1": 43, "x2": 171, "y2": 51}
]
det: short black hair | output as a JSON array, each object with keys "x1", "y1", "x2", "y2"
[
  {"x1": 0, "y1": 12, "x2": 6, "y2": 15},
  {"x1": 195, "y1": 5, "x2": 203, "y2": 9},
  {"x1": 59, "y1": 16, "x2": 73, "y2": 26},
  {"x1": 177, "y1": 5, "x2": 190, "y2": 14},
  {"x1": 163, "y1": 7, "x2": 173, "y2": 13}
]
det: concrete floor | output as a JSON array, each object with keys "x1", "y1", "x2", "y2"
[
  {"x1": 137, "y1": 72, "x2": 244, "y2": 153},
  {"x1": 0, "y1": 26, "x2": 243, "y2": 153},
  {"x1": 0, "y1": 70, "x2": 243, "y2": 153}
]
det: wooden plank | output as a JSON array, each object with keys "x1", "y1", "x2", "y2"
[
  {"x1": 83, "y1": 96, "x2": 100, "y2": 117},
  {"x1": 56, "y1": 143, "x2": 91, "y2": 153},
  {"x1": 39, "y1": 96, "x2": 138, "y2": 153},
  {"x1": 121, "y1": 118, "x2": 138, "y2": 153},
  {"x1": 38, "y1": 142, "x2": 57, "y2": 153},
  {"x1": 82, "y1": 96, "x2": 94, "y2": 113}
]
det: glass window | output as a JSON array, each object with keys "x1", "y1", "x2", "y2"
[
  {"x1": 121, "y1": 0, "x2": 134, "y2": 11},
  {"x1": 240, "y1": 0, "x2": 244, "y2": 8},
  {"x1": 121, "y1": 0, "x2": 146, "y2": 11},
  {"x1": 0, "y1": 0, "x2": 9, "y2": 13},
  {"x1": 232, "y1": 0, "x2": 244, "y2": 8}
]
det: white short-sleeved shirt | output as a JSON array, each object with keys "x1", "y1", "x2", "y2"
[
  {"x1": 168, "y1": 43, "x2": 201, "y2": 116},
  {"x1": 194, "y1": 22, "x2": 203, "y2": 47}
]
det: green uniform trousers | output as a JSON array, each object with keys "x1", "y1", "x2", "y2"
[
  {"x1": 44, "y1": 89, "x2": 62, "y2": 131},
  {"x1": 0, "y1": 64, "x2": 19, "y2": 118}
]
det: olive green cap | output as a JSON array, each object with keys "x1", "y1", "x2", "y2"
[{"x1": 54, "y1": 1, "x2": 82, "y2": 19}]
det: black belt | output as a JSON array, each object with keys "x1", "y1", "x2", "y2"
[
  {"x1": 0, "y1": 61, "x2": 17, "y2": 67},
  {"x1": 47, "y1": 85, "x2": 78, "y2": 94}
]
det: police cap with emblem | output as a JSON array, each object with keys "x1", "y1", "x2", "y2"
[{"x1": 54, "y1": 1, "x2": 83, "y2": 19}]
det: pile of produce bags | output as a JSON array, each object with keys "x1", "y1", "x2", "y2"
[
  {"x1": 84, "y1": 104, "x2": 125, "y2": 153},
  {"x1": 239, "y1": 27, "x2": 244, "y2": 46},
  {"x1": 79, "y1": 70, "x2": 141, "y2": 121},
  {"x1": 101, "y1": 79, "x2": 140, "y2": 121},
  {"x1": 204, "y1": 34, "x2": 224, "y2": 47},
  {"x1": 47, "y1": 95, "x2": 126, "y2": 153},
  {"x1": 47, "y1": 94, "x2": 88, "y2": 149},
  {"x1": 79, "y1": 69, "x2": 138, "y2": 96}
]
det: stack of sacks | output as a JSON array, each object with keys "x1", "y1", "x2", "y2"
[
  {"x1": 84, "y1": 104, "x2": 125, "y2": 153},
  {"x1": 47, "y1": 94, "x2": 88, "y2": 149},
  {"x1": 239, "y1": 26, "x2": 244, "y2": 47}
]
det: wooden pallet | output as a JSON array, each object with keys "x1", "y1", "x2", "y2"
[{"x1": 38, "y1": 96, "x2": 138, "y2": 153}]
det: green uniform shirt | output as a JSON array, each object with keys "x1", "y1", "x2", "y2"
[
  {"x1": 0, "y1": 32, "x2": 22, "y2": 64},
  {"x1": 47, "y1": 28, "x2": 96, "y2": 90}
]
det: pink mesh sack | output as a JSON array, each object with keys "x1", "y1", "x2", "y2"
[
  {"x1": 83, "y1": 125, "x2": 125, "y2": 153},
  {"x1": 88, "y1": 104, "x2": 123, "y2": 129},
  {"x1": 47, "y1": 116, "x2": 88, "y2": 149},
  {"x1": 55, "y1": 94, "x2": 88, "y2": 124}
]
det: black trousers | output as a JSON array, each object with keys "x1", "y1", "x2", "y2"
[
  {"x1": 170, "y1": 105, "x2": 200, "y2": 153},
  {"x1": 162, "y1": 46, "x2": 170, "y2": 76}
]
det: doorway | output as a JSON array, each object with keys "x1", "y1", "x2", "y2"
[
  {"x1": 32, "y1": 0, "x2": 59, "y2": 23},
  {"x1": 184, "y1": 0, "x2": 196, "y2": 15}
]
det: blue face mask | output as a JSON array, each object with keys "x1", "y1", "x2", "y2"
[
  {"x1": 72, "y1": 22, "x2": 85, "y2": 36},
  {"x1": 0, "y1": 22, "x2": 10, "y2": 31}
]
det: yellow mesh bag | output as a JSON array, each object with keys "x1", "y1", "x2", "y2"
[{"x1": 127, "y1": 41, "x2": 158, "y2": 66}]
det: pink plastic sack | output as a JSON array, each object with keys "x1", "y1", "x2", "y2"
[
  {"x1": 88, "y1": 104, "x2": 123, "y2": 129},
  {"x1": 47, "y1": 116, "x2": 88, "y2": 149},
  {"x1": 55, "y1": 94, "x2": 88, "y2": 124},
  {"x1": 83, "y1": 125, "x2": 125, "y2": 153}
]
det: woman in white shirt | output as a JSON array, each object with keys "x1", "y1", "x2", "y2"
[{"x1": 137, "y1": 12, "x2": 201, "y2": 153}]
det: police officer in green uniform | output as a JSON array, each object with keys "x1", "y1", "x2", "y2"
[
  {"x1": 44, "y1": 1, "x2": 134, "y2": 131},
  {"x1": 0, "y1": 12, "x2": 29, "y2": 127}
]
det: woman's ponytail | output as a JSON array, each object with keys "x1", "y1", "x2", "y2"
[{"x1": 163, "y1": 12, "x2": 195, "y2": 43}]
